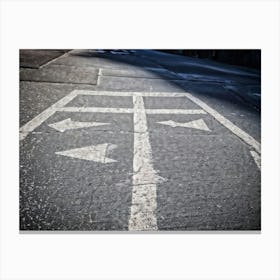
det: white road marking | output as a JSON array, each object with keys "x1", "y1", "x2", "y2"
[
  {"x1": 19, "y1": 91, "x2": 205, "y2": 141},
  {"x1": 97, "y1": 68, "x2": 101, "y2": 85},
  {"x1": 71, "y1": 90, "x2": 260, "y2": 152},
  {"x1": 73, "y1": 90, "x2": 188, "y2": 98},
  {"x1": 21, "y1": 89, "x2": 260, "y2": 153},
  {"x1": 55, "y1": 143, "x2": 117, "y2": 163},
  {"x1": 158, "y1": 119, "x2": 211, "y2": 131},
  {"x1": 250, "y1": 151, "x2": 261, "y2": 170},
  {"x1": 59, "y1": 107, "x2": 134, "y2": 114},
  {"x1": 19, "y1": 90, "x2": 78, "y2": 141},
  {"x1": 40, "y1": 51, "x2": 70, "y2": 68},
  {"x1": 48, "y1": 118, "x2": 109, "y2": 132},
  {"x1": 146, "y1": 109, "x2": 206, "y2": 115},
  {"x1": 20, "y1": 89, "x2": 261, "y2": 231},
  {"x1": 183, "y1": 92, "x2": 261, "y2": 154},
  {"x1": 129, "y1": 96, "x2": 165, "y2": 231},
  {"x1": 59, "y1": 107, "x2": 205, "y2": 115}
]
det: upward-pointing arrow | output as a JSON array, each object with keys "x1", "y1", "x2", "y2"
[
  {"x1": 48, "y1": 118, "x2": 109, "y2": 132},
  {"x1": 157, "y1": 119, "x2": 211, "y2": 131},
  {"x1": 55, "y1": 144, "x2": 117, "y2": 163}
]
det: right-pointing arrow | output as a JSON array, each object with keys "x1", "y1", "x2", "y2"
[{"x1": 157, "y1": 119, "x2": 211, "y2": 131}]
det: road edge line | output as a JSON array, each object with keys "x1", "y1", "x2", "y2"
[
  {"x1": 19, "y1": 90, "x2": 78, "y2": 141},
  {"x1": 183, "y1": 92, "x2": 261, "y2": 154}
]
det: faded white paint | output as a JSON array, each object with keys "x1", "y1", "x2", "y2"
[
  {"x1": 129, "y1": 96, "x2": 165, "y2": 231},
  {"x1": 157, "y1": 119, "x2": 211, "y2": 131},
  {"x1": 59, "y1": 107, "x2": 134, "y2": 114},
  {"x1": 19, "y1": 90, "x2": 78, "y2": 141},
  {"x1": 20, "y1": 89, "x2": 261, "y2": 156},
  {"x1": 48, "y1": 118, "x2": 109, "y2": 132},
  {"x1": 72, "y1": 90, "x2": 260, "y2": 154},
  {"x1": 55, "y1": 144, "x2": 117, "y2": 163},
  {"x1": 73, "y1": 90, "x2": 188, "y2": 98},
  {"x1": 19, "y1": 90, "x2": 206, "y2": 141},
  {"x1": 146, "y1": 109, "x2": 206, "y2": 115},
  {"x1": 60, "y1": 107, "x2": 206, "y2": 115},
  {"x1": 20, "y1": 90, "x2": 261, "y2": 232},
  {"x1": 250, "y1": 151, "x2": 261, "y2": 170}
]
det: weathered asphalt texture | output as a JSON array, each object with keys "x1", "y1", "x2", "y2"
[{"x1": 20, "y1": 49, "x2": 261, "y2": 231}]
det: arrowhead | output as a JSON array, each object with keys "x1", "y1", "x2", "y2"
[
  {"x1": 55, "y1": 144, "x2": 117, "y2": 163},
  {"x1": 48, "y1": 118, "x2": 109, "y2": 132},
  {"x1": 157, "y1": 120, "x2": 178, "y2": 127},
  {"x1": 158, "y1": 119, "x2": 211, "y2": 132}
]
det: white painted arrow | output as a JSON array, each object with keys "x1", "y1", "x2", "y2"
[
  {"x1": 55, "y1": 144, "x2": 117, "y2": 163},
  {"x1": 48, "y1": 118, "x2": 109, "y2": 132},
  {"x1": 157, "y1": 119, "x2": 211, "y2": 131}
]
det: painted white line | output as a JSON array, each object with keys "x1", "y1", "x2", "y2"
[
  {"x1": 59, "y1": 107, "x2": 205, "y2": 115},
  {"x1": 146, "y1": 109, "x2": 206, "y2": 115},
  {"x1": 19, "y1": 90, "x2": 205, "y2": 141},
  {"x1": 59, "y1": 107, "x2": 134, "y2": 114},
  {"x1": 20, "y1": 91, "x2": 78, "y2": 141},
  {"x1": 73, "y1": 90, "x2": 188, "y2": 98},
  {"x1": 56, "y1": 144, "x2": 117, "y2": 163},
  {"x1": 158, "y1": 119, "x2": 211, "y2": 131},
  {"x1": 39, "y1": 51, "x2": 70, "y2": 68},
  {"x1": 129, "y1": 96, "x2": 165, "y2": 231},
  {"x1": 183, "y1": 92, "x2": 261, "y2": 154},
  {"x1": 48, "y1": 118, "x2": 109, "y2": 132},
  {"x1": 97, "y1": 68, "x2": 101, "y2": 85},
  {"x1": 250, "y1": 151, "x2": 261, "y2": 170}
]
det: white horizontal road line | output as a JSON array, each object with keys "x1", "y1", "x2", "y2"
[
  {"x1": 59, "y1": 107, "x2": 134, "y2": 114},
  {"x1": 20, "y1": 91, "x2": 78, "y2": 141},
  {"x1": 19, "y1": 90, "x2": 206, "y2": 141},
  {"x1": 250, "y1": 151, "x2": 261, "y2": 170},
  {"x1": 146, "y1": 109, "x2": 206, "y2": 115},
  {"x1": 183, "y1": 92, "x2": 261, "y2": 154},
  {"x1": 73, "y1": 90, "x2": 188, "y2": 98},
  {"x1": 59, "y1": 107, "x2": 206, "y2": 115}
]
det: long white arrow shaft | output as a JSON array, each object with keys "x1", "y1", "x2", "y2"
[{"x1": 129, "y1": 96, "x2": 161, "y2": 231}]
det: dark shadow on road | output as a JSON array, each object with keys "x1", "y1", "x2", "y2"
[
  {"x1": 69, "y1": 49, "x2": 261, "y2": 112},
  {"x1": 66, "y1": 49, "x2": 261, "y2": 141}
]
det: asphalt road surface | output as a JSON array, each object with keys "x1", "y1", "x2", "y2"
[{"x1": 19, "y1": 49, "x2": 261, "y2": 231}]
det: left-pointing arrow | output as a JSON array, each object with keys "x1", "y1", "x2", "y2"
[
  {"x1": 48, "y1": 118, "x2": 109, "y2": 132},
  {"x1": 55, "y1": 143, "x2": 117, "y2": 163}
]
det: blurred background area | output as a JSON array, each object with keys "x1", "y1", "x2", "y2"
[{"x1": 158, "y1": 50, "x2": 261, "y2": 69}]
